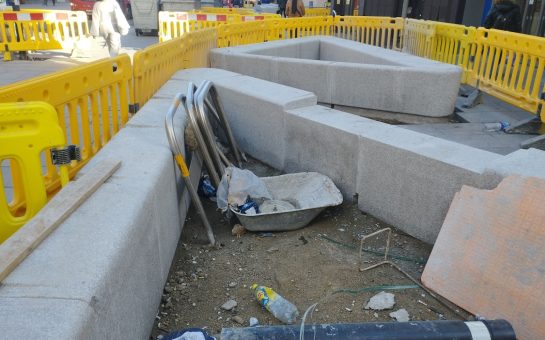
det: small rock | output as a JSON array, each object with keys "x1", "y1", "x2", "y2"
[
  {"x1": 175, "y1": 271, "x2": 185, "y2": 276},
  {"x1": 266, "y1": 247, "x2": 279, "y2": 253},
  {"x1": 389, "y1": 308, "x2": 410, "y2": 322},
  {"x1": 196, "y1": 268, "x2": 203, "y2": 273},
  {"x1": 157, "y1": 335, "x2": 164, "y2": 340},
  {"x1": 221, "y1": 299, "x2": 238, "y2": 311},
  {"x1": 249, "y1": 317, "x2": 259, "y2": 327},
  {"x1": 365, "y1": 291, "x2": 395, "y2": 310},
  {"x1": 165, "y1": 301, "x2": 173, "y2": 309},
  {"x1": 373, "y1": 312, "x2": 379, "y2": 318},
  {"x1": 228, "y1": 282, "x2": 237, "y2": 288},
  {"x1": 232, "y1": 316, "x2": 244, "y2": 324},
  {"x1": 164, "y1": 286, "x2": 173, "y2": 294},
  {"x1": 190, "y1": 273, "x2": 198, "y2": 281}
]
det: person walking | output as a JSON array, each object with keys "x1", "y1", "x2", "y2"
[
  {"x1": 285, "y1": 0, "x2": 304, "y2": 18},
  {"x1": 277, "y1": 0, "x2": 287, "y2": 17},
  {"x1": 484, "y1": 0, "x2": 522, "y2": 33},
  {"x1": 90, "y1": 0, "x2": 131, "y2": 57}
]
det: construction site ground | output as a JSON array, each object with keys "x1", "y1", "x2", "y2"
[{"x1": 150, "y1": 158, "x2": 470, "y2": 339}]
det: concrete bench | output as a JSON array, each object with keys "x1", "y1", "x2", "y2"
[{"x1": 210, "y1": 36, "x2": 462, "y2": 117}]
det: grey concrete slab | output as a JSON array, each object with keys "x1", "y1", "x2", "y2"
[
  {"x1": 456, "y1": 90, "x2": 535, "y2": 124},
  {"x1": 0, "y1": 298, "x2": 95, "y2": 339},
  {"x1": 402, "y1": 123, "x2": 531, "y2": 155}
]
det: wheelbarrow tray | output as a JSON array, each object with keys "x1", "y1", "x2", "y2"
[{"x1": 232, "y1": 172, "x2": 343, "y2": 232}]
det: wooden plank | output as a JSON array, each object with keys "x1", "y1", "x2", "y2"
[{"x1": 0, "y1": 159, "x2": 121, "y2": 282}]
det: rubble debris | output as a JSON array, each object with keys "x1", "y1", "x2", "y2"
[
  {"x1": 364, "y1": 292, "x2": 395, "y2": 310},
  {"x1": 221, "y1": 300, "x2": 238, "y2": 311},
  {"x1": 389, "y1": 309, "x2": 410, "y2": 322},
  {"x1": 249, "y1": 317, "x2": 259, "y2": 327},
  {"x1": 232, "y1": 316, "x2": 244, "y2": 324}
]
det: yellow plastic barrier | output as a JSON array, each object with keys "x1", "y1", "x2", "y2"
[
  {"x1": 0, "y1": 55, "x2": 134, "y2": 196},
  {"x1": 266, "y1": 16, "x2": 333, "y2": 41},
  {"x1": 0, "y1": 10, "x2": 89, "y2": 61},
  {"x1": 471, "y1": 28, "x2": 545, "y2": 120},
  {"x1": 134, "y1": 28, "x2": 217, "y2": 105},
  {"x1": 334, "y1": 16, "x2": 404, "y2": 51},
  {"x1": 402, "y1": 18, "x2": 435, "y2": 58},
  {"x1": 159, "y1": 11, "x2": 229, "y2": 42},
  {"x1": 0, "y1": 101, "x2": 69, "y2": 243},
  {"x1": 432, "y1": 22, "x2": 476, "y2": 83},
  {"x1": 217, "y1": 20, "x2": 269, "y2": 48},
  {"x1": 305, "y1": 8, "x2": 330, "y2": 17},
  {"x1": 200, "y1": 6, "x2": 255, "y2": 15},
  {"x1": 158, "y1": 11, "x2": 279, "y2": 42}
]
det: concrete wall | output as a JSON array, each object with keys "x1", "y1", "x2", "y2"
[
  {"x1": 0, "y1": 83, "x2": 202, "y2": 339},
  {"x1": 173, "y1": 68, "x2": 545, "y2": 244},
  {"x1": 210, "y1": 36, "x2": 462, "y2": 117}
]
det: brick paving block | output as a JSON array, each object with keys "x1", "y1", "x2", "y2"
[{"x1": 422, "y1": 175, "x2": 545, "y2": 340}]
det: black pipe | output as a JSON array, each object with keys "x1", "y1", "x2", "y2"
[{"x1": 220, "y1": 320, "x2": 516, "y2": 340}]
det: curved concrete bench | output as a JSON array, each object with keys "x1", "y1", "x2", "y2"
[{"x1": 210, "y1": 36, "x2": 462, "y2": 117}]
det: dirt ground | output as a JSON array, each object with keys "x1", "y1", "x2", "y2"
[{"x1": 150, "y1": 158, "x2": 469, "y2": 339}]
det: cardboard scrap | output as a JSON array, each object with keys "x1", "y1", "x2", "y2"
[{"x1": 422, "y1": 175, "x2": 545, "y2": 340}]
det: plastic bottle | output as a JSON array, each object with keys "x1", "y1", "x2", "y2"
[
  {"x1": 251, "y1": 284, "x2": 299, "y2": 324},
  {"x1": 484, "y1": 121, "x2": 510, "y2": 131}
]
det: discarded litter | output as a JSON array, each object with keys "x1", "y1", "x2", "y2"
[
  {"x1": 484, "y1": 121, "x2": 510, "y2": 132},
  {"x1": 198, "y1": 175, "x2": 216, "y2": 201},
  {"x1": 251, "y1": 284, "x2": 299, "y2": 324},
  {"x1": 231, "y1": 224, "x2": 246, "y2": 238},
  {"x1": 364, "y1": 291, "x2": 396, "y2": 310},
  {"x1": 162, "y1": 328, "x2": 216, "y2": 340},
  {"x1": 239, "y1": 198, "x2": 260, "y2": 215}
]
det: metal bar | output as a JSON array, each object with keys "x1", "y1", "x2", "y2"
[
  {"x1": 186, "y1": 82, "x2": 222, "y2": 187},
  {"x1": 194, "y1": 81, "x2": 226, "y2": 177},
  {"x1": 207, "y1": 83, "x2": 244, "y2": 166},
  {"x1": 164, "y1": 92, "x2": 216, "y2": 246}
]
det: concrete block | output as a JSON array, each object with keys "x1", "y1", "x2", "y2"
[
  {"x1": 277, "y1": 58, "x2": 333, "y2": 103},
  {"x1": 487, "y1": 148, "x2": 545, "y2": 180},
  {"x1": 170, "y1": 67, "x2": 241, "y2": 82},
  {"x1": 422, "y1": 175, "x2": 545, "y2": 340},
  {"x1": 153, "y1": 79, "x2": 192, "y2": 100},
  {"x1": 356, "y1": 126, "x2": 502, "y2": 244},
  {"x1": 211, "y1": 36, "x2": 461, "y2": 117},
  {"x1": 285, "y1": 106, "x2": 369, "y2": 198}
]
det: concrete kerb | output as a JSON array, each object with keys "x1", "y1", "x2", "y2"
[{"x1": 0, "y1": 84, "x2": 200, "y2": 338}]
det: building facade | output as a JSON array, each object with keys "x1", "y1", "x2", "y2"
[{"x1": 359, "y1": 0, "x2": 545, "y2": 36}]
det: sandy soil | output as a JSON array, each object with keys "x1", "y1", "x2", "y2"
[{"x1": 150, "y1": 159, "x2": 469, "y2": 339}]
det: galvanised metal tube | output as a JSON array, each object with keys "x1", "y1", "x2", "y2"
[{"x1": 165, "y1": 92, "x2": 216, "y2": 246}]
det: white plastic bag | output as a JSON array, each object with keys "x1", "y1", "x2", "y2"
[{"x1": 217, "y1": 167, "x2": 272, "y2": 212}]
